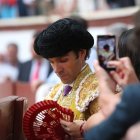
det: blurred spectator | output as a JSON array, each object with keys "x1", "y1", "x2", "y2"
[
  {"x1": 106, "y1": 22, "x2": 128, "y2": 44},
  {"x1": 0, "y1": 0, "x2": 18, "y2": 18},
  {"x1": 18, "y1": 31, "x2": 53, "y2": 92},
  {"x1": 53, "y1": 0, "x2": 77, "y2": 16},
  {"x1": 17, "y1": 0, "x2": 28, "y2": 17},
  {"x1": 106, "y1": 0, "x2": 135, "y2": 9},
  {"x1": 0, "y1": 53, "x2": 5, "y2": 63},
  {"x1": 93, "y1": 0, "x2": 109, "y2": 10},
  {"x1": 17, "y1": 0, "x2": 38, "y2": 16},
  {"x1": 0, "y1": 43, "x2": 20, "y2": 82},
  {"x1": 0, "y1": 52, "x2": 18, "y2": 83},
  {"x1": 82, "y1": 28, "x2": 138, "y2": 133},
  {"x1": 22, "y1": 0, "x2": 37, "y2": 16},
  {"x1": 6, "y1": 43, "x2": 20, "y2": 67},
  {"x1": 118, "y1": 28, "x2": 140, "y2": 80},
  {"x1": 84, "y1": 58, "x2": 140, "y2": 140},
  {"x1": 77, "y1": 0, "x2": 96, "y2": 14},
  {"x1": 36, "y1": 0, "x2": 55, "y2": 16},
  {"x1": 84, "y1": 10, "x2": 140, "y2": 138}
]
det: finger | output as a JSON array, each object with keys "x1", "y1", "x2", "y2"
[
  {"x1": 118, "y1": 57, "x2": 134, "y2": 71},
  {"x1": 108, "y1": 61, "x2": 124, "y2": 71},
  {"x1": 120, "y1": 57, "x2": 135, "y2": 71},
  {"x1": 100, "y1": 93, "x2": 113, "y2": 106},
  {"x1": 110, "y1": 71, "x2": 124, "y2": 86},
  {"x1": 60, "y1": 120, "x2": 71, "y2": 133},
  {"x1": 93, "y1": 60, "x2": 108, "y2": 80},
  {"x1": 120, "y1": 57, "x2": 132, "y2": 67},
  {"x1": 61, "y1": 122, "x2": 70, "y2": 130},
  {"x1": 64, "y1": 134, "x2": 71, "y2": 140},
  {"x1": 93, "y1": 60, "x2": 107, "y2": 73},
  {"x1": 93, "y1": 60, "x2": 100, "y2": 71},
  {"x1": 61, "y1": 124, "x2": 71, "y2": 134},
  {"x1": 61, "y1": 124, "x2": 70, "y2": 131},
  {"x1": 61, "y1": 124, "x2": 66, "y2": 129},
  {"x1": 60, "y1": 119, "x2": 70, "y2": 126}
]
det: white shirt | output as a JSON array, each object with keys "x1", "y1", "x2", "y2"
[
  {"x1": 46, "y1": 71, "x2": 61, "y2": 84},
  {"x1": 86, "y1": 47, "x2": 97, "y2": 72},
  {"x1": 29, "y1": 59, "x2": 50, "y2": 82},
  {"x1": 0, "y1": 63, "x2": 18, "y2": 83}
]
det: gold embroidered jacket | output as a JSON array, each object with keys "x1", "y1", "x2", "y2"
[{"x1": 45, "y1": 64, "x2": 99, "y2": 120}]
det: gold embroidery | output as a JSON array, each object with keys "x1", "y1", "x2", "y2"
[{"x1": 45, "y1": 65, "x2": 99, "y2": 120}]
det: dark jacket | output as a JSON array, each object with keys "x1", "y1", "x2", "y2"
[{"x1": 18, "y1": 59, "x2": 53, "y2": 82}]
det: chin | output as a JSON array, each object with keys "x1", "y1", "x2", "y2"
[
  {"x1": 61, "y1": 79, "x2": 72, "y2": 84},
  {"x1": 61, "y1": 80, "x2": 68, "y2": 84}
]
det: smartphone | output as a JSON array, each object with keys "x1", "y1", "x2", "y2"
[{"x1": 97, "y1": 35, "x2": 117, "y2": 71}]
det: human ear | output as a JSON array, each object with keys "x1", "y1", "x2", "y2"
[{"x1": 79, "y1": 49, "x2": 86, "y2": 60}]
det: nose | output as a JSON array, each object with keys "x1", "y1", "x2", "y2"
[{"x1": 53, "y1": 63, "x2": 63, "y2": 74}]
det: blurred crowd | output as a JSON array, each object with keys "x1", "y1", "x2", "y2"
[
  {"x1": 0, "y1": 0, "x2": 138, "y2": 19},
  {"x1": 84, "y1": 9, "x2": 140, "y2": 140},
  {"x1": 0, "y1": 18, "x2": 129, "y2": 102},
  {"x1": 0, "y1": 31, "x2": 60, "y2": 96}
]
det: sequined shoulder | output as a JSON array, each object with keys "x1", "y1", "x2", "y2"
[
  {"x1": 45, "y1": 83, "x2": 63, "y2": 100},
  {"x1": 76, "y1": 73, "x2": 99, "y2": 112}
]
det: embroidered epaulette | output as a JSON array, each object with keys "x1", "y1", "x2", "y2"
[
  {"x1": 46, "y1": 83, "x2": 63, "y2": 100},
  {"x1": 45, "y1": 65, "x2": 99, "y2": 113},
  {"x1": 75, "y1": 73, "x2": 99, "y2": 112}
]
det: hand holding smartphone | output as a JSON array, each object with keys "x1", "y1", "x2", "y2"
[{"x1": 97, "y1": 35, "x2": 117, "y2": 71}]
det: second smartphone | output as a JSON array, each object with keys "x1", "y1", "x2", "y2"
[{"x1": 97, "y1": 35, "x2": 117, "y2": 71}]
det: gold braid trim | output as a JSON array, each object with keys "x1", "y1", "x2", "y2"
[{"x1": 45, "y1": 65, "x2": 99, "y2": 112}]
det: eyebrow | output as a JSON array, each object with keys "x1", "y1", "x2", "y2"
[
  {"x1": 48, "y1": 55, "x2": 69, "y2": 61},
  {"x1": 58, "y1": 53, "x2": 70, "y2": 58}
]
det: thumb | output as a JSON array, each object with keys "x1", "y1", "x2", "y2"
[
  {"x1": 60, "y1": 119, "x2": 69, "y2": 126},
  {"x1": 94, "y1": 60, "x2": 108, "y2": 81},
  {"x1": 110, "y1": 71, "x2": 123, "y2": 86},
  {"x1": 93, "y1": 60, "x2": 100, "y2": 72}
]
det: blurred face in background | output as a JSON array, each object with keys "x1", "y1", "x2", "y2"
[
  {"x1": 0, "y1": 53, "x2": 5, "y2": 63},
  {"x1": 7, "y1": 43, "x2": 18, "y2": 65}
]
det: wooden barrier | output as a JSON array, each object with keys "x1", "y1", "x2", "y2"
[
  {"x1": 0, "y1": 96, "x2": 27, "y2": 140},
  {"x1": 14, "y1": 82, "x2": 35, "y2": 107},
  {"x1": 0, "y1": 81, "x2": 14, "y2": 98},
  {"x1": 0, "y1": 82, "x2": 35, "y2": 107}
]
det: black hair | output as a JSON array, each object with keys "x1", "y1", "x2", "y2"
[
  {"x1": 7, "y1": 43, "x2": 18, "y2": 50},
  {"x1": 118, "y1": 28, "x2": 140, "y2": 80}
]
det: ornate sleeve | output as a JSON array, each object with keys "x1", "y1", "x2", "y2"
[{"x1": 89, "y1": 98, "x2": 100, "y2": 115}]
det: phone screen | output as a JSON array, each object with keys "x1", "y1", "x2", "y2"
[{"x1": 97, "y1": 35, "x2": 117, "y2": 71}]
